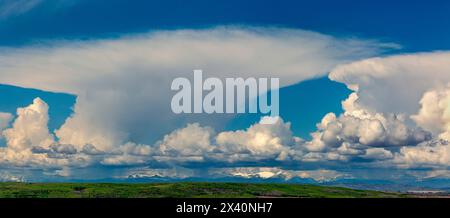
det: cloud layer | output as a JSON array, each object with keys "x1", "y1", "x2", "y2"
[
  {"x1": 0, "y1": 27, "x2": 449, "y2": 182},
  {"x1": 0, "y1": 27, "x2": 393, "y2": 149}
]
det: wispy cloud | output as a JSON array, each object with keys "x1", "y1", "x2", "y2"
[
  {"x1": 0, "y1": 0, "x2": 78, "y2": 19},
  {"x1": 0, "y1": 0, "x2": 43, "y2": 19}
]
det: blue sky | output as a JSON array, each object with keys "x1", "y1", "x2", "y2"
[
  {"x1": 0, "y1": 0, "x2": 449, "y2": 188},
  {"x1": 1, "y1": 0, "x2": 450, "y2": 52}
]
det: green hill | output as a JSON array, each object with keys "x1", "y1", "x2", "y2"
[{"x1": 0, "y1": 182, "x2": 409, "y2": 198}]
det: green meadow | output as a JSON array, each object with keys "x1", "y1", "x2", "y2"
[{"x1": 0, "y1": 182, "x2": 408, "y2": 198}]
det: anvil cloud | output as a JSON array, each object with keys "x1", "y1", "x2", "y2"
[{"x1": 0, "y1": 27, "x2": 449, "y2": 181}]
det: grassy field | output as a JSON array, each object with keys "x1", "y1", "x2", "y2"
[{"x1": 0, "y1": 182, "x2": 409, "y2": 198}]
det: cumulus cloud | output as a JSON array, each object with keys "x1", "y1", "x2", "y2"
[
  {"x1": 154, "y1": 123, "x2": 214, "y2": 162},
  {"x1": 325, "y1": 51, "x2": 450, "y2": 169},
  {"x1": 389, "y1": 86, "x2": 450, "y2": 168},
  {"x1": 1, "y1": 29, "x2": 450, "y2": 181},
  {"x1": 0, "y1": 98, "x2": 91, "y2": 169},
  {"x1": 213, "y1": 117, "x2": 297, "y2": 162},
  {"x1": 0, "y1": 94, "x2": 438, "y2": 176},
  {"x1": 329, "y1": 51, "x2": 450, "y2": 116},
  {"x1": 0, "y1": 90, "x2": 447, "y2": 180},
  {"x1": 394, "y1": 139, "x2": 450, "y2": 168},
  {"x1": 320, "y1": 93, "x2": 430, "y2": 148},
  {"x1": 81, "y1": 144, "x2": 105, "y2": 155},
  {"x1": 362, "y1": 148, "x2": 393, "y2": 160},
  {"x1": 411, "y1": 85, "x2": 450, "y2": 140},
  {"x1": 100, "y1": 142, "x2": 152, "y2": 166},
  {"x1": 148, "y1": 101, "x2": 433, "y2": 166},
  {"x1": 0, "y1": 26, "x2": 393, "y2": 150},
  {"x1": 290, "y1": 92, "x2": 431, "y2": 163},
  {"x1": 3, "y1": 98, "x2": 54, "y2": 151},
  {"x1": 152, "y1": 116, "x2": 297, "y2": 163}
]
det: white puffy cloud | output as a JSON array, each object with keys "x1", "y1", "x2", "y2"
[
  {"x1": 154, "y1": 123, "x2": 214, "y2": 162},
  {"x1": 100, "y1": 142, "x2": 153, "y2": 166},
  {"x1": 0, "y1": 98, "x2": 103, "y2": 170},
  {"x1": 0, "y1": 92, "x2": 446, "y2": 180},
  {"x1": 0, "y1": 98, "x2": 299, "y2": 172},
  {"x1": 362, "y1": 148, "x2": 393, "y2": 160},
  {"x1": 150, "y1": 104, "x2": 426, "y2": 165},
  {"x1": 293, "y1": 93, "x2": 431, "y2": 163},
  {"x1": 101, "y1": 154, "x2": 147, "y2": 166},
  {"x1": 326, "y1": 52, "x2": 450, "y2": 168},
  {"x1": 393, "y1": 139, "x2": 450, "y2": 168},
  {"x1": 80, "y1": 144, "x2": 105, "y2": 155},
  {"x1": 151, "y1": 116, "x2": 298, "y2": 163},
  {"x1": 411, "y1": 85, "x2": 450, "y2": 140},
  {"x1": 329, "y1": 51, "x2": 450, "y2": 116},
  {"x1": 0, "y1": 27, "x2": 392, "y2": 150},
  {"x1": 2, "y1": 98, "x2": 54, "y2": 151},
  {"x1": 214, "y1": 117, "x2": 297, "y2": 162},
  {"x1": 389, "y1": 86, "x2": 450, "y2": 168},
  {"x1": 0, "y1": 98, "x2": 72, "y2": 167}
]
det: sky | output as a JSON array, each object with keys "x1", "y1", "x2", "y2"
[{"x1": 0, "y1": 0, "x2": 449, "y2": 188}]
